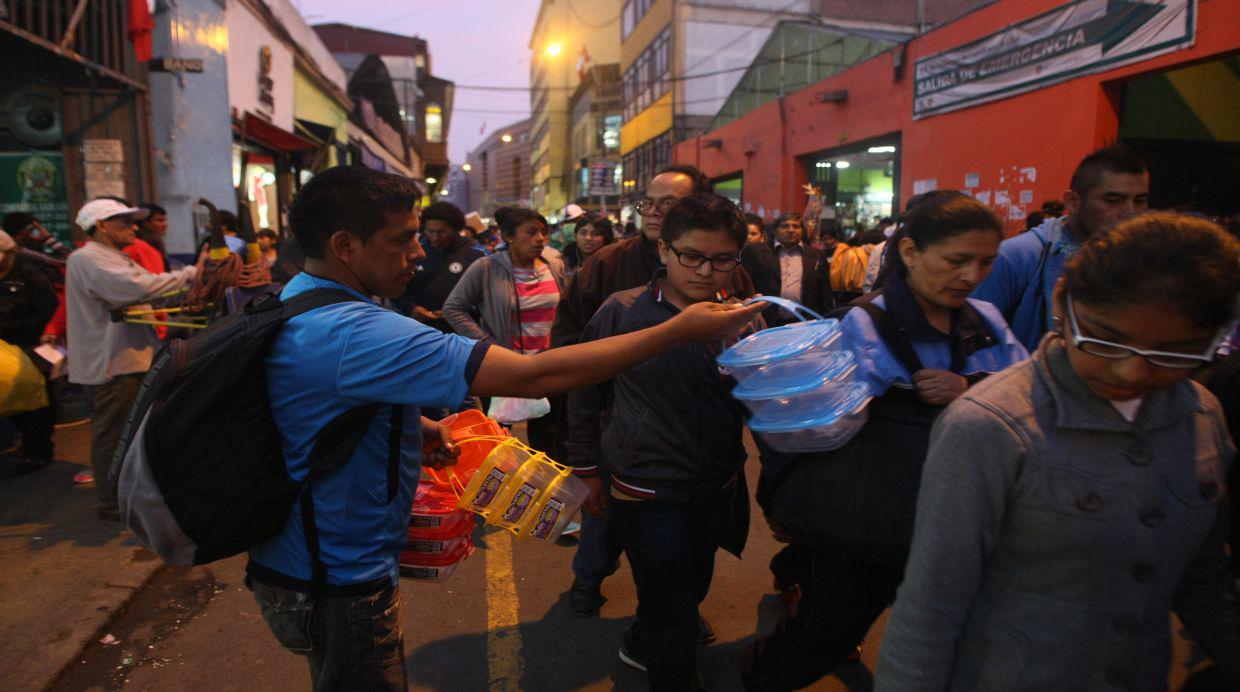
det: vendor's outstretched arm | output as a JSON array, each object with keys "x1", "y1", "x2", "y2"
[{"x1": 471, "y1": 300, "x2": 764, "y2": 398}]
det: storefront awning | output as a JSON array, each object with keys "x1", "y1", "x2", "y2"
[{"x1": 238, "y1": 113, "x2": 317, "y2": 153}]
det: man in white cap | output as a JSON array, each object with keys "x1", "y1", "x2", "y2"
[{"x1": 66, "y1": 198, "x2": 197, "y2": 519}]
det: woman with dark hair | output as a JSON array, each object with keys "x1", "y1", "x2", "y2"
[
  {"x1": 443, "y1": 207, "x2": 566, "y2": 451},
  {"x1": 877, "y1": 213, "x2": 1240, "y2": 690},
  {"x1": 561, "y1": 212, "x2": 615, "y2": 276},
  {"x1": 745, "y1": 194, "x2": 1029, "y2": 691}
]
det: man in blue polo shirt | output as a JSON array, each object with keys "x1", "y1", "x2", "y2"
[{"x1": 245, "y1": 166, "x2": 763, "y2": 690}]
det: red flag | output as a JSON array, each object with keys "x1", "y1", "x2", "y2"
[
  {"x1": 128, "y1": 0, "x2": 153, "y2": 62},
  {"x1": 479, "y1": 121, "x2": 486, "y2": 135}
]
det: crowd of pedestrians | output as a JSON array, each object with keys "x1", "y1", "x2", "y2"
[{"x1": 2, "y1": 141, "x2": 1237, "y2": 691}]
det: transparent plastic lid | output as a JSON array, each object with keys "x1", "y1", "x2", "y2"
[
  {"x1": 731, "y1": 351, "x2": 856, "y2": 399},
  {"x1": 718, "y1": 319, "x2": 841, "y2": 368},
  {"x1": 747, "y1": 382, "x2": 872, "y2": 432}
]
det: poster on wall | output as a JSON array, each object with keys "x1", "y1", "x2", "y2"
[
  {"x1": 0, "y1": 152, "x2": 71, "y2": 242},
  {"x1": 913, "y1": 0, "x2": 1196, "y2": 119}
]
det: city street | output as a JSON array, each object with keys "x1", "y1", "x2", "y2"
[{"x1": 0, "y1": 423, "x2": 1216, "y2": 692}]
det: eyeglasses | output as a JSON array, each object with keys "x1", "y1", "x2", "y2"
[
  {"x1": 1065, "y1": 295, "x2": 1220, "y2": 369},
  {"x1": 634, "y1": 197, "x2": 679, "y2": 216},
  {"x1": 667, "y1": 245, "x2": 740, "y2": 272}
]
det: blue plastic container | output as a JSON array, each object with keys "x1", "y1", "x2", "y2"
[
  {"x1": 717, "y1": 297, "x2": 843, "y2": 385},
  {"x1": 732, "y1": 350, "x2": 857, "y2": 420},
  {"x1": 747, "y1": 382, "x2": 872, "y2": 453}
]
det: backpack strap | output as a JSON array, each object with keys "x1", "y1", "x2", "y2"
[
  {"x1": 1004, "y1": 226, "x2": 1057, "y2": 326},
  {"x1": 831, "y1": 301, "x2": 925, "y2": 374}
]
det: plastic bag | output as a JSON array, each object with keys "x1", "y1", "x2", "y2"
[
  {"x1": 0, "y1": 341, "x2": 49, "y2": 417},
  {"x1": 487, "y1": 396, "x2": 551, "y2": 425}
]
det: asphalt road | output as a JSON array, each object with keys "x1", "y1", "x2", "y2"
[{"x1": 45, "y1": 429, "x2": 1222, "y2": 691}]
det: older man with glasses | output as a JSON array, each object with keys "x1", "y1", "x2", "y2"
[{"x1": 65, "y1": 199, "x2": 197, "y2": 519}]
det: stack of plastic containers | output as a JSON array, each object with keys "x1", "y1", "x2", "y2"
[
  {"x1": 719, "y1": 297, "x2": 872, "y2": 453},
  {"x1": 400, "y1": 480, "x2": 475, "y2": 581},
  {"x1": 458, "y1": 438, "x2": 590, "y2": 541}
]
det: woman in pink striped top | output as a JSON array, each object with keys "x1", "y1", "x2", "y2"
[{"x1": 443, "y1": 207, "x2": 567, "y2": 451}]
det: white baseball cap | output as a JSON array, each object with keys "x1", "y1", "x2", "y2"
[
  {"x1": 75, "y1": 198, "x2": 149, "y2": 232},
  {"x1": 563, "y1": 203, "x2": 586, "y2": 220}
]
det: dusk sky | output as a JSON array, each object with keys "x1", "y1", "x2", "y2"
[{"x1": 295, "y1": 0, "x2": 541, "y2": 163}]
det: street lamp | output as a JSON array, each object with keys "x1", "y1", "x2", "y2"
[
  {"x1": 426, "y1": 177, "x2": 438, "y2": 184},
  {"x1": 462, "y1": 163, "x2": 472, "y2": 172},
  {"x1": 545, "y1": 42, "x2": 562, "y2": 58},
  {"x1": 501, "y1": 134, "x2": 513, "y2": 143}
]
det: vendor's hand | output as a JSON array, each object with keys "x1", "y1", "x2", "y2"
[
  {"x1": 669, "y1": 300, "x2": 767, "y2": 343},
  {"x1": 421, "y1": 419, "x2": 460, "y2": 470},
  {"x1": 582, "y1": 476, "x2": 607, "y2": 516},
  {"x1": 912, "y1": 369, "x2": 968, "y2": 406}
]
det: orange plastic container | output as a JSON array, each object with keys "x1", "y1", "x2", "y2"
[{"x1": 422, "y1": 411, "x2": 510, "y2": 495}]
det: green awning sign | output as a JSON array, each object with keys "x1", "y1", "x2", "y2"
[{"x1": 914, "y1": 0, "x2": 1195, "y2": 119}]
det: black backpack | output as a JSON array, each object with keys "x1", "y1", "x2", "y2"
[{"x1": 110, "y1": 288, "x2": 398, "y2": 577}]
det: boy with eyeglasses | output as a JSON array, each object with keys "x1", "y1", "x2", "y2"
[{"x1": 567, "y1": 193, "x2": 757, "y2": 690}]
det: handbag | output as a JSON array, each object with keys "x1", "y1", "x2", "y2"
[{"x1": 0, "y1": 340, "x2": 49, "y2": 417}]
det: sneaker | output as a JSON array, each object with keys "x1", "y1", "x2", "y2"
[
  {"x1": 569, "y1": 579, "x2": 605, "y2": 617},
  {"x1": 698, "y1": 614, "x2": 716, "y2": 645},
  {"x1": 618, "y1": 623, "x2": 646, "y2": 672},
  {"x1": 73, "y1": 470, "x2": 95, "y2": 484},
  {"x1": 561, "y1": 519, "x2": 581, "y2": 537}
]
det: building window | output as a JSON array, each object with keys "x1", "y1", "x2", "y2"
[
  {"x1": 425, "y1": 103, "x2": 443, "y2": 144},
  {"x1": 622, "y1": 0, "x2": 656, "y2": 41},
  {"x1": 623, "y1": 26, "x2": 670, "y2": 122},
  {"x1": 601, "y1": 114, "x2": 621, "y2": 152},
  {"x1": 622, "y1": 132, "x2": 671, "y2": 194}
]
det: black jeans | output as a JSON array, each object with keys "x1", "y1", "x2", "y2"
[
  {"x1": 612, "y1": 488, "x2": 731, "y2": 691},
  {"x1": 571, "y1": 471, "x2": 624, "y2": 587},
  {"x1": 248, "y1": 576, "x2": 406, "y2": 691},
  {"x1": 9, "y1": 377, "x2": 55, "y2": 460},
  {"x1": 744, "y1": 548, "x2": 903, "y2": 691}
]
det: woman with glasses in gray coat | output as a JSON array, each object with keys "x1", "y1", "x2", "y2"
[{"x1": 877, "y1": 213, "x2": 1240, "y2": 691}]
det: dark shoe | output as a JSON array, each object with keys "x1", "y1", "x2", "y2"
[
  {"x1": 698, "y1": 614, "x2": 716, "y2": 645},
  {"x1": 96, "y1": 505, "x2": 120, "y2": 521},
  {"x1": 618, "y1": 623, "x2": 646, "y2": 672},
  {"x1": 569, "y1": 579, "x2": 605, "y2": 617},
  {"x1": 844, "y1": 644, "x2": 863, "y2": 665},
  {"x1": 8, "y1": 457, "x2": 50, "y2": 476}
]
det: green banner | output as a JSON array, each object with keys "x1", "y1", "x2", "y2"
[{"x1": 0, "y1": 152, "x2": 72, "y2": 242}]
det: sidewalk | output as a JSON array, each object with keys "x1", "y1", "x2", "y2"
[{"x1": 0, "y1": 423, "x2": 164, "y2": 692}]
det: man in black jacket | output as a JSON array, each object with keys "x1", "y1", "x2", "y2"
[
  {"x1": 741, "y1": 213, "x2": 780, "y2": 299},
  {"x1": 399, "y1": 202, "x2": 487, "y2": 333},
  {"x1": 551, "y1": 165, "x2": 754, "y2": 622},
  {"x1": 770, "y1": 212, "x2": 833, "y2": 324},
  {"x1": 0, "y1": 230, "x2": 59, "y2": 474},
  {"x1": 567, "y1": 194, "x2": 753, "y2": 688}
]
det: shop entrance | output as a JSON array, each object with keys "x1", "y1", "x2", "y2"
[
  {"x1": 1120, "y1": 54, "x2": 1240, "y2": 219},
  {"x1": 802, "y1": 135, "x2": 900, "y2": 241}
]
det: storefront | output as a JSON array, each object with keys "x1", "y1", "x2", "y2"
[
  {"x1": 801, "y1": 135, "x2": 901, "y2": 237},
  {"x1": 676, "y1": 0, "x2": 1239, "y2": 232}
]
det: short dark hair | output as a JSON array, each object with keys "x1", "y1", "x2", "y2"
[
  {"x1": 140, "y1": 203, "x2": 167, "y2": 217},
  {"x1": 1065, "y1": 212, "x2": 1240, "y2": 331},
  {"x1": 1069, "y1": 145, "x2": 1147, "y2": 197},
  {"x1": 218, "y1": 210, "x2": 239, "y2": 232},
  {"x1": 574, "y1": 212, "x2": 616, "y2": 245},
  {"x1": 744, "y1": 213, "x2": 763, "y2": 228},
  {"x1": 1040, "y1": 200, "x2": 1065, "y2": 216},
  {"x1": 1025, "y1": 211, "x2": 1046, "y2": 232},
  {"x1": 421, "y1": 201, "x2": 466, "y2": 232},
  {"x1": 494, "y1": 207, "x2": 547, "y2": 238},
  {"x1": 660, "y1": 193, "x2": 747, "y2": 247},
  {"x1": 653, "y1": 164, "x2": 713, "y2": 195},
  {"x1": 2, "y1": 212, "x2": 36, "y2": 235},
  {"x1": 774, "y1": 212, "x2": 803, "y2": 228},
  {"x1": 256, "y1": 229, "x2": 278, "y2": 242},
  {"x1": 289, "y1": 166, "x2": 422, "y2": 259}
]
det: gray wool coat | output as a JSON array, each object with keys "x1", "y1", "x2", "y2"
[
  {"x1": 876, "y1": 337, "x2": 1240, "y2": 692},
  {"x1": 442, "y1": 249, "x2": 566, "y2": 350}
]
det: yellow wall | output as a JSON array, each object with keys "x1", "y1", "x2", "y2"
[
  {"x1": 294, "y1": 67, "x2": 349, "y2": 165},
  {"x1": 620, "y1": 92, "x2": 672, "y2": 156}
]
